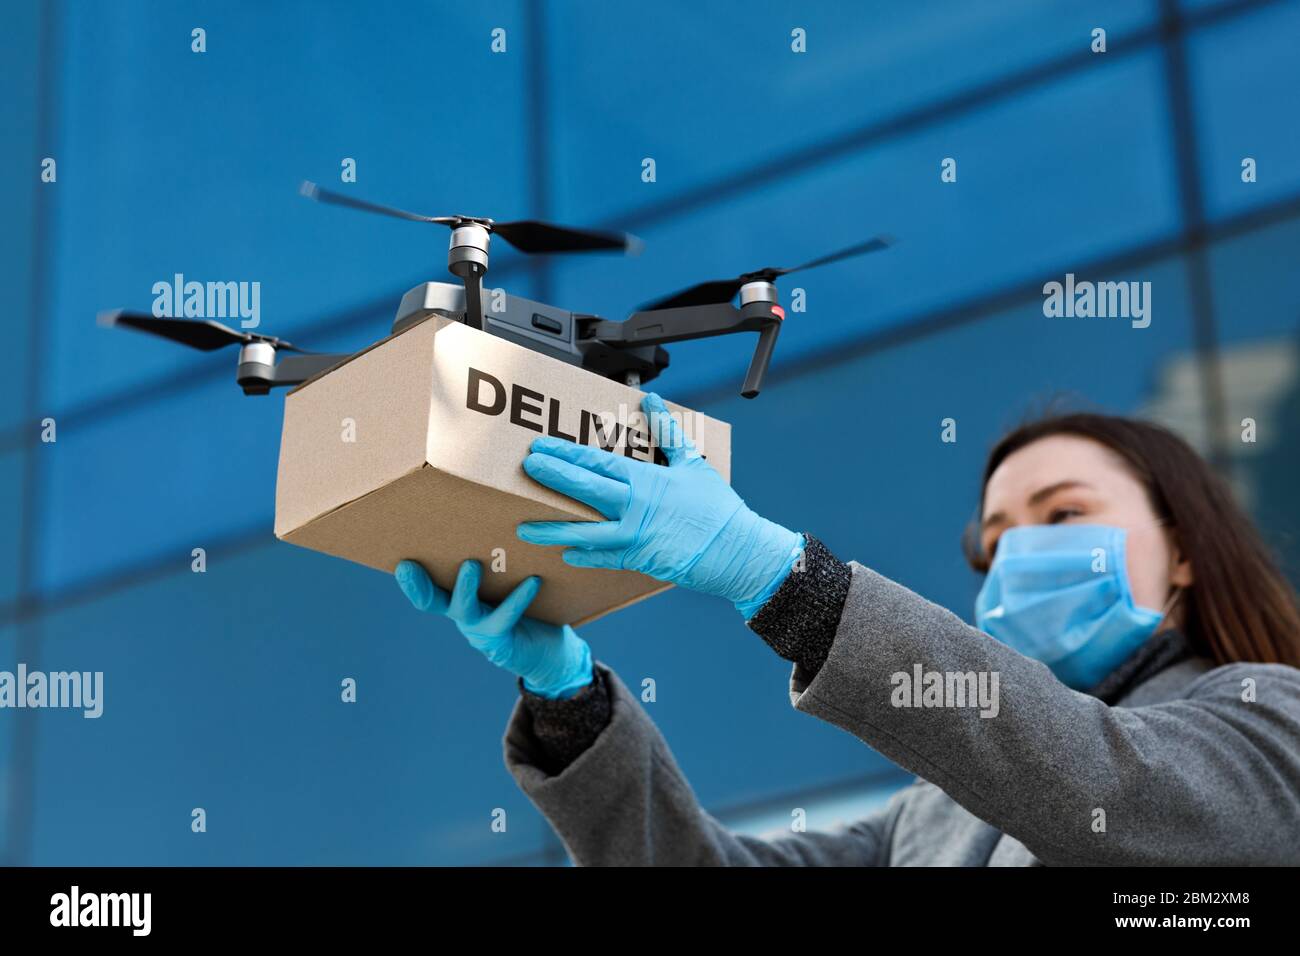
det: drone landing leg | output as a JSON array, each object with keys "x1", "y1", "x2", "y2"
[
  {"x1": 741, "y1": 321, "x2": 780, "y2": 399},
  {"x1": 460, "y1": 269, "x2": 485, "y2": 331}
]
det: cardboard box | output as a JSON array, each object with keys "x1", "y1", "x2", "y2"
[{"x1": 274, "y1": 315, "x2": 732, "y2": 625}]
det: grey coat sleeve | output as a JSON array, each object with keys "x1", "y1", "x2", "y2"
[
  {"x1": 504, "y1": 661, "x2": 900, "y2": 865},
  {"x1": 791, "y1": 561, "x2": 1300, "y2": 865}
]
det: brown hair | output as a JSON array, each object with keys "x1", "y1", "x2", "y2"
[{"x1": 962, "y1": 412, "x2": 1300, "y2": 668}]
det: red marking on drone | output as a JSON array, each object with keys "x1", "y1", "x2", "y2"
[{"x1": 770, "y1": 305, "x2": 786, "y2": 320}]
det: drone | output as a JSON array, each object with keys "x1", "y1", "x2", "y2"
[{"x1": 100, "y1": 182, "x2": 892, "y2": 399}]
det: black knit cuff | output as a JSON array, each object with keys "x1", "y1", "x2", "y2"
[
  {"x1": 518, "y1": 666, "x2": 612, "y2": 775},
  {"x1": 745, "y1": 533, "x2": 851, "y2": 677}
]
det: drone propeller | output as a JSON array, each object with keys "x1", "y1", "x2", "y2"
[
  {"x1": 298, "y1": 181, "x2": 452, "y2": 224},
  {"x1": 98, "y1": 311, "x2": 307, "y2": 353},
  {"x1": 638, "y1": 235, "x2": 894, "y2": 312},
  {"x1": 300, "y1": 181, "x2": 639, "y2": 255}
]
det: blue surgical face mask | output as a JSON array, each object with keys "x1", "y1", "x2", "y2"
[{"x1": 974, "y1": 523, "x2": 1175, "y2": 691}]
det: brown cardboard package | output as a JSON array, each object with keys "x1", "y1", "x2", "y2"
[{"x1": 273, "y1": 315, "x2": 732, "y2": 625}]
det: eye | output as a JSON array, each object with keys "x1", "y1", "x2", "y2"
[{"x1": 1047, "y1": 506, "x2": 1083, "y2": 524}]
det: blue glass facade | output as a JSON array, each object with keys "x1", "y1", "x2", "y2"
[{"x1": 3, "y1": 0, "x2": 1299, "y2": 864}]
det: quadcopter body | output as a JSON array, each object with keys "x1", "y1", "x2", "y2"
[{"x1": 101, "y1": 182, "x2": 892, "y2": 401}]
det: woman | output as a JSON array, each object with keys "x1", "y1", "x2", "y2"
[{"x1": 394, "y1": 393, "x2": 1300, "y2": 865}]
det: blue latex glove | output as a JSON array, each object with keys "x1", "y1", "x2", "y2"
[
  {"x1": 395, "y1": 558, "x2": 593, "y2": 699},
  {"x1": 516, "y1": 392, "x2": 805, "y2": 619}
]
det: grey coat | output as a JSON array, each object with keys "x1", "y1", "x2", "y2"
[{"x1": 503, "y1": 561, "x2": 1300, "y2": 865}]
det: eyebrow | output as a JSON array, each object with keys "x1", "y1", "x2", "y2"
[{"x1": 981, "y1": 480, "x2": 1094, "y2": 531}]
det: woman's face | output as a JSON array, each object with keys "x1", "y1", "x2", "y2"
[{"x1": 980, "y1": 434, "x2": 1194, "y2": 616}]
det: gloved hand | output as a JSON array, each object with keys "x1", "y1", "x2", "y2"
[
  {"x1": 517, "y1": 392, "x2": 805, "y2": 619},
  {"x1": 395, "y1": 558, "x2": 593, "y2": 699}
]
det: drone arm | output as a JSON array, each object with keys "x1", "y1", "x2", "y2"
[
  {"x1": 236, "y1": 351, "x2": 349, "y2": 394},
  {"x1": 585, "y1": 300, "x2": 783, "y2": 399},
  {"x1": 586, "y1": 303, "x2": 761, "y2": 347},
  {"x1": 270, "y1": 353, "x2": 352, "y2": 388},
  {"x1": 239, "y1": 351, "x2": 349, "y2": 394}
]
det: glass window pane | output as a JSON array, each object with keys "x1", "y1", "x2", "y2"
[
  {"x1": 0, "y1": 453, "x2": 24, "y2": 606},
  {"x1": 552, "y1": 52, "x2": 1180, "y2": 398},
  {"x1": 0, "y1": 625, "x2": 16, "y2": 857},
  {"x1": 28, "y1": 544, "x2": 547, "y2": 864},
  {"x1": 1202, "y1": 214, "x2": 1300, "y2": 583},
  {"x1": 0, "y1": 1, "x2": 41, "y2": 431},
  {"x1": 1189, "y1": 1, "x2": 1300, "y2": 220},
  {"x1": 47, "y1": 1, "x2": 531, "y2": 410},
  {"x1": 545, "y1": 0, "x2": 1159, "y2": 223}
]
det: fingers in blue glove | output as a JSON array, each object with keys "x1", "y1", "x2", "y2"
[
  {"x1": 399, "y1": 558, "x2": 545, "y2": 633},
  {"x1": 481, "y1": 574, "x2": 543, "y2": 634},
  {"x1": 522, "y1": 451, "x2": 630, "y2": 518},
  {"x1": 395, "y1": 559, "x2": 450, "y2": 614},
  {"x1": 561, "y1": 548, "x2": 626, "y2": 570},
  {"x1": 526, "y1": 434, "x2": 635, "y2": 479},
  {"x1": 517, "y1": 518, "x2": 627, "y2": 549},
  {"x1": 516, "y1": 393, "x2": 713, "y2": 576},
  {"x1": 447, "y1": 559, "x2": 487, "y2": 624},
  {"x1": 642, "y1": 391, "x2": 700, "y2": 466}
]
